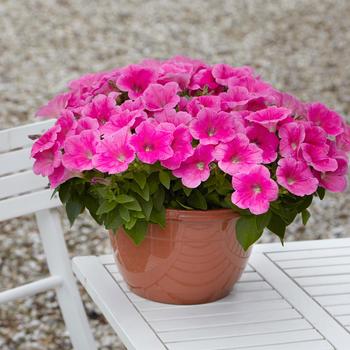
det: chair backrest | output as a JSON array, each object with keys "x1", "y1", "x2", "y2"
[{"x1": 0, "y1": 119, "x2": 61, "y2": 221}]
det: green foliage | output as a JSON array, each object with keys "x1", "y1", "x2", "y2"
[{"x1": 57, "y1": 164, "x2": 321, "y2": 249}]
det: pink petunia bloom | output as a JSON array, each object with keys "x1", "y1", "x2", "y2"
[
  {"x1": 157, "y1": 62, "x2": 193, "y2": 90},
  {"x1": 212, "y1": 64, "x2": 253, "y2": 86},
  {"x1": 186, "y1": 96, "x2": 221, "y2": 116},
  {"x1": 214, "y1": 134, "x2": 263, "y2": 175},
  {"x1": 93, "y1": 127, "x2": 135, "y2": 174},
  {"x1": 220, "y1": 86, "x2": 254, "y2": 111},
  {"x1": 300, "y1": 143, "x2": 338, "y2": 172},
  {"x1": 76, "y1": 117, "x2": 100, "y2": 134},
  {"x1": 189, "y1": 67, "x2": 218, "y2": 90},
  {"x1": 278, "y1": 122, "x2": 305, "y2": 158},
  {"x1": 173, "y1": 144, "x2": 214, "y2": 188},
  {"x1": 62, "y1": 130, "x2": 100, "y2": 171},
  {"x1": 303, "y1": 124, "x2": 327, "y2": 147},
  {"x1": 81, "y1": 93, "x2": 119, "y2": 124},
  {"x1": 117, "y1": 64, "x2": 157, "y2": 99},
  {"x1": 276, "y1": 158, "x2": 318, "y2": 196},
  {"x1": 55, "y1": 110, "x2": 77, "y2": 144},
  {"x1": 231, "y1": 165, "x2": 278, "y2": 215},
  {"x1": 336, "y1": 123, "x2": 350, "y2": 152},
  {"x1": 307, "y1": 102, "x2": 344, "y2": 136},
  {"x1": 246, "y1": 124, "x2": 279, "y2": 163},
  {"x1": 315, "y1": 158, "x2": 348, "y2": 192},
  {"x1": 246, "y1": 106, "x2": 290, "y2": 132},
  {"x1": 31, "y1": 125, "x2": 61, "y2": 157},
  {"x1": 36, "y1": 92, "x2": 71, "y2": 119},
  {"x1": 143, "y1": 82, "x2": 180, "y2": 112},
  {"x1": 33, "y1": 145, "x2": 62, "y2": 177},
  {"x1": 154, "y1": 109, "x2": 192, "y2": 126},
  {"x1": 48, "y1": 164, "x2": 74, "y2": 189},
  {"x1": 101, "y1": 108, "x2": 147, "y2": 135},
  {"x1": 161, "y1": 125, "x2": 194, "y2": 170},
  {"x1": 275, "y1": 92, "x2": 307, "y2": 117},
  {"x1": 190, "y1": 109, "x2": 236, "y2": 145},
  {"x1": 130, "y1": 121, "x2": 173, "y2": 164}
]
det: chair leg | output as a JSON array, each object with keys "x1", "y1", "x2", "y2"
[{"x1": 35, "y1": 209, "x2": 97, "y2": 350}]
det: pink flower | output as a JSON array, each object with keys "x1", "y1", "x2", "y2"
[
  {"x1": 189, "y1": 68, "x2": 218, "y2": 90},
  {"x1": 276, "y1": 158, "x2": 318, "y2": 196},
  {"x1": 62, "y1": 130, "x2": 100, "y2": 171},
  {"x1": 214, "y1": 134, "x2": 263, "y2": 175},
  {"x1": 278, "y1": 122, "x2": 305, "y2": 158},
  {"x1": 315, "y1": 158, "x2": 348, "y2": 192},
  {"x1": 212, "y1": 64, "x2": 253, "y2": 86},
  {"x1": 158, "y1": 62, "x2": 192, "y2": 90},
  {"x1": 130, "y1": 121, "x2": 173, "y2": 164},
  {"x1": 81, "y1": 93, "x2": 118, "y2": 124},
  {"x1": 76, "y1": 117, "x2": 100, "y2": 134},
  {"x1": 48, "y1": 164, "x2": 74, "y2": 189},
  {"x1": 336, "y1": 124, "x2": 350, "y2": 152},
  {"x1": 117, "y1": 64, "x2": 157, "y2": 99},
  {"x1": 36, "y1": 92, "x2": 71, "y2": 119},
  {"x1": 246, "y1": 106, "x2": 290, "y2": 132},
  {"x1": 161, "y1": 125, "x2": 194, "y2": 170},
  {"x1": 154, "y1": 109, "x2": 192, "y2": 126},
  {"x1": 246, "y1": 124, "x2": 279, "y2": 163},
  {"x1": 220, "y1": 86, "x2": 254, "y2": 111},
  {"x1": 173, "y1": 145, "x2": 214, "y2": 188},
  {"x1": 231, "y1": 165, "x2": 278, "y2": 215},
  {"x1": 56, "y1": 110, "x2": 77, "y2": 144},
  {"x1": 301, "y1": 143, "x2": 338, "y2": 172},
  {"x1": 33, "y1": 145, "x2": 62, "y2": 177},
  {"x1": 143, "y1": 82, "x2": 180, "y2": 112},
  {"x1": 186, "y1": 96, "x2": 221, "y2": 116},
  {"x1": 94, "y1": 127, "x2": 135, "y2": 174},
  {"x1": 307, "y1": 102, "x2": 344, "y2": 136},
  {"x1": 275, "y1": 92, "x2": 307, "y2": 117},
  {"x1": 101, "y1": 108, "x2": 147, "y2": 135},
  {"x1": 31, "y1": 125, "x2": 61, "y2": 157},
  {"x1": 190, "y1": 109, "x2": 236, "y2": 145}
]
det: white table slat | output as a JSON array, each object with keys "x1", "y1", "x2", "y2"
[{"x1": 72, "y1": 238, "x2": 350, "y2": 350}]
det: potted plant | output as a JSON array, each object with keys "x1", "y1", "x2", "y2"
[{"x1": 31, "y1": 56, "x2": 350, "y2": 305}]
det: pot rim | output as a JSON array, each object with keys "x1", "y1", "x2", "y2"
[{"x1": 165, "y1": 208, "x2": 240, "y2": 221}]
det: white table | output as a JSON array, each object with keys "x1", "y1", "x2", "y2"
[{"x1": 72, "y1": 238, "x2": 350, "y2": 350}]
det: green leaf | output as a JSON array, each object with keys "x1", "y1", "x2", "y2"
[
  {"x1": 301, "y1": 209, "x2": 311, "y2": 225},
  {"x1": 124, "y1": 216, "x2": 137, "y2": 230},
  {"x1": 150, "y1": 207, "x2": 166, "y2": 227},
  {"x1": 159, "y1": 170, "x2": 171, "y2": 189},
  {"x1": 134, "y1": 172, "x2": 146, "y2": 189},
  {"x1": 183, "y1": 187, "x2": 192, "y2": 197},
  {"x1": 104, "y1": 208, "x2": 122, "y2": 231},
  {"x1": 115, "y1": 194, "x2": 135, "y2": 204},
  {"x1": 96, "y1": 200, "x2": 117, "y2": 215},
  {"x1": 139, "y1": 199, "x2": 153, "y2": 220},
  {"x1": 267, "y1": 213, "x2": 286, "y2": 243},
  {"x1": 124, "y1": 220, "x2": 148, "y2": 245},
  {"x1": 256, "y1": 211, "x2": 272, "y2": 232},
  {"x1": 148, "y1": 173, "x2": 159, "y2": 194},
  {"x1": 296, "y1": 195, "x2": 313, "y2": 212},
  {"x1": 317, "y1": 187, "x2": 326, "y2": 200},
  {"x1": 124, "y1": 199, "x2": 142, "y2": 212},
  {"x1": 66, "y1": 197, "x2": 83, "y2": 226},
  {"x1": 119, "y1": 206, "x2": 130, "y2": 222},
  {"x1": 153, "y1": 188, "x2": 165, "y2": 211},
  {"x1": 188, "y1": 190, "x2": 207, "y2": 210},
  {"x1": 130, "y1": 182, "x2": 150, "y2": 201},
  {"x1": 50, "y1": 187, "x2": 59, "y2": 200},
  {"x1": 59, "y1": 181, "x2": 72, "y2": 204},
  {"x1": 236, "y1": 216, "x2": 262, "y2": 251}
]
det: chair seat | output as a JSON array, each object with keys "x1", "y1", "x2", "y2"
[{"x1": 72, "y1": 238, "x2": 350, "y2": 350}]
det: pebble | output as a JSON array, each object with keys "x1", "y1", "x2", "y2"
[{"x1": 1, "y1": 0, "x2": 350, "y2": 349}]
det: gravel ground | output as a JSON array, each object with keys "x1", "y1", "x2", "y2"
[{"x1": 0, "y1": 0, "x2": 350, "y2": 349}]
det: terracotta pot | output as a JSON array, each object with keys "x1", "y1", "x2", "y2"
[{"x1": 109, "y1": 209, "x2": 251, "y2": 305}]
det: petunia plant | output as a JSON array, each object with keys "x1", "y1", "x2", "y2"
[{"x1": 31, "y1": 56, "x2": 350, "y2": 250}]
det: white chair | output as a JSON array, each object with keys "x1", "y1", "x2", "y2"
[{"x1": 0, "y1": 120, "x2": 97, "y2": 350}]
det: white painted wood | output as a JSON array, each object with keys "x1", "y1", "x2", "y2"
[
  {"x1": 296, "y1": 274, "x2": 350, "y2": 286},
  {"x1": 0, "y1": 276, "x2": 62, "y2": 303},
  {"x1": 337, "y1": 315, "x2": 350, "y2": 326},
  {"x1": 72, "y1": 256, "x2": 167, "y2": 350},
  {"x1": 0, "y1": 170, "x2": 49, "y2": 199},
  {"x1": 278, "y1": 256, "x2": 350, "y2": 269},
  {"x1": 286, "y1": 264, "x2": 350, "y2": 278},
  {"x1": 0, "y1": 189, "x2": 60, "y2": 221},
  {"x1": 305, "y1": 283, "x2": 350, "y2": 296},
  {"x1": 235, "y1": 340, "x2": 334, "y2": 350},
  {"x1": 159, "y1": 318, "x2": 312, "y2": 342},
  {"x1": 165, "y1": 329, "x2": 322, "y2": 350},
  {"x1": 315, "y1": 294, "x2": 350, "y2": 306},
  {"x1": 0, "y1": 119, "x2": 55, "y2": 152},
  {"x1": 0, "y1": 148, "x2": 32, "y2": 176},
  {"x1": 326, "y1": 304, "x2": 350, "y2": 316},
  {"x1": 35, "y1": 210, "x2": 97, "y2": 350}
]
